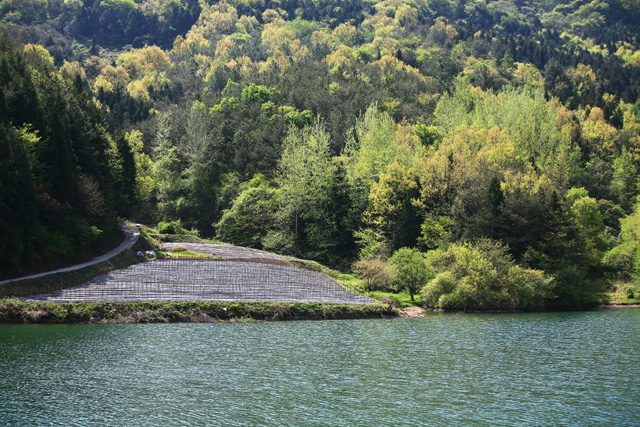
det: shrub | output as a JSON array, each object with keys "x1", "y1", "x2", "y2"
[
  {"x1": 421, "y1": 239, "x2": 554, "y2": 311},
  {"x1": 169, "y1": 245, "x2": 188, "y2": 253},
  {"x1": 421, "y1": 271, "x2": 456, "y2": 307},
  {"x1": 158, "y1": 221, "x2": 176, "y2": 234},
  {"x1": 157, "y1": 221, "x2": 191, "y2": 235},
  {"x1": 438, "y1": 283, "x2": 475, "y2": 311},
  {"x1": 352, "y1": 257, "x2": 395, "y2": 292}
]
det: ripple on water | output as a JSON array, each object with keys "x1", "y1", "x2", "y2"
[{"x1": 1, "y1": 310, "x2": 639, "y2": 426}]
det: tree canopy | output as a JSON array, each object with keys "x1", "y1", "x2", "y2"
[{"x1": 2, "y1": 0, "x2": 640, "y2": 308}]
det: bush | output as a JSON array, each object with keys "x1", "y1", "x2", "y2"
[
  {"x1": 169, "y1": 245, "x2": 188, "y2": 252},
  {"x1": 420, "y1": 271, "x2": 456, "y2": 307},
  {"x1": 421, "y1": 239, "x2": 554, "y2": 311},
  {"x1": 157, "y1": 221, "x2": 192, "y2": 235},
  {"x1": 158, "y1": 221, "x2": 177, "y2": 234},
  {"x1": 438, "y1": 283, "x2": 475, "y2": 311},
  {"x1": 352, "y1": 258, "x2": 395, "y2": 292}
]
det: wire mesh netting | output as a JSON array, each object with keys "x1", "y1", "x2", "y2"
[{"x1": 24, "y1": 255, "x2": 376, "y2": 305}]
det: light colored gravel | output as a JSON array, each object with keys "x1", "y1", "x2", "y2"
[{"x1": 25, "y1": 259, "x2": 376, "y2": 305}]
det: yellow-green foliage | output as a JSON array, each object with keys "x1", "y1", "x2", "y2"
[
  {"x1": 1, "y1": 0, "x2": 47, "y2": 23},
  {"x1": 421, "y1": 239, "x2": 554, "y2": 311},
  {"x1": 99, "y1": 0, "x2": 137, "y2": 13},
  {"x1": 93, "y1": 66, "x2": 130, "y2": 93},
  {"x1": 116, "y1": 45, "x2": 173, "y2": 79}
]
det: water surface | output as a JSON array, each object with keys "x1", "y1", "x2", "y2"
[{"x1": 1, "y1": 309, "x2": 639, "y2": 426}]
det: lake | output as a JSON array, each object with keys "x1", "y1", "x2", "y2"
[{"x1": 1, "y1": 309, "x2": 639, "y2": 426}]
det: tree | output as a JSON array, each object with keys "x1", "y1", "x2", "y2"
[
  {"x1": 389, "y1": 247, "x2": 432, "y2": 301},
  {"x1": 343, "y1": 104, "x2": 413, "y2": 189},
  {"x1": 126, "y1": 130, "x2": 154, "y2": 216},
  {"x1": 215, "y1": 175, "x2": 280, "y2": 249},
  {"x1": 567, "y1": 188, "x2": 606, "y2": 266},
  {"x1": 603, "y1": 203, "x2": 640, "y2": 283},
  {"x1": 434, "y1": 84, "x2": 580, "y2": 188},
  {"x1": 364, "y1": 161, "x2": 421, "y2": 253},
  {"x1": 0, "y1": 124, "x2": 38, "y2": 269},
  {"x1": 116, "y1": 45, "x2": 173, "y2": 82},
  {"x1": 610, "y1": 148, "x2": 638, "y2": 212},
  {"x1": 113, "y1": 133, "x2": 137, "y2": 217},
  {"x1": 1, "y1": 0, "x2": 47, "y2": 24},
  {"x1": 414, "y1": 123, "x2": 442, "y2": 147},
  {"x1": 343, "y1": 104, "x2": 423, "y2": 229},
  {"x1": 99, "y1": 0, "x2": 138, "y2": 14},
  {"x1": 277, "y1": 120, "x2": 332, "y2": 242},
  {"x1": 152, "y1": 115, "x2": 187, "y2": 222},
  {"x1": 0, "y1": 32, "x2": 129, "y2": 276},
  {"x1": 181, "y1": 100, "x2": 221, "y2": 234}
]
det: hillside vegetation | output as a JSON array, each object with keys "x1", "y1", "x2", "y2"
[{"x1": 2, "y1": 0, "x2": 640, "y2": 309}]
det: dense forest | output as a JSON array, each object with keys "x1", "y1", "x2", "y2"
[{"x1": 2, "y1": 0, "x2": 640, "y2": 310}]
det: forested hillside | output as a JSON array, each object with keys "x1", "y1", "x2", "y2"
[
  {"x1": 2, "y1": 0, "x2": 640, "y2": 309},
  {"x1": 0, "y1": 33, "x2": 136, "y2": 279}
]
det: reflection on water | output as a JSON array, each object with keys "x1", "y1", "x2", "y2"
[{"x1": 1, "y1": 310, "x2": 639, "y2": 426}]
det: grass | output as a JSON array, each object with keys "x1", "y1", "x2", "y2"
[
  {"x1": 0, "y1": 300, "x2": 398, "y2": 323},
  {"x1": 143, "y1": 225, "x2": 222, "y2": 245},
  {"x1": 286, "y1": 259, "x2": 420, "y2": 308},
  {"x1": 602, "y1": 291, "x2": 640, "y2": 305},
  {"x1": 134, "y1": 225, "x2": 162, "y2": 250},
  {"x1": 365, "y1": 291, "x2": 420, "y2": 308},
  {"x1": 598, "y1": 281, "x2": 640, "y2": 305},
  {"x1": 156, "y1": 249, "x2": 226, "y2": 260}
]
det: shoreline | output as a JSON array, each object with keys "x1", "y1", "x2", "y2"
[
  {"x1": 600, "y1": 304, "x2": 640, "y2": 308},
  {"x1": 0, "y1": 300, "x2": 397, "y2": 324},
  {"x1": 3, "y1": 300, "x2": 636, "y2": 325}
]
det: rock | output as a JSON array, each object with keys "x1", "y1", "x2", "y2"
[
  {"x1": 136, "y1": 251, "x2": 144, "y2": 257},
  {"x1": 400, "y1": 306, "x2": 426, "y2": 317}
]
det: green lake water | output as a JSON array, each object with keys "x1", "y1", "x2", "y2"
[{"x1": 1, "y1": 309, "x2": 639, "y2": 426}]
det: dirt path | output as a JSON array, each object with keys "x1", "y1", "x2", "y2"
[{"x1": 0, "y1": 223, "x2": 140, "y2": 285}]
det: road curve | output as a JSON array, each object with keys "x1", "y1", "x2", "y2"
[{"x1": 0, "y1": 223, "x2": 140, "y2": 285}]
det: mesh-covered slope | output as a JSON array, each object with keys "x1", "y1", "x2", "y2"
[{"x1": 26, "y1": 257, "x2": 375, "y2": 305}]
